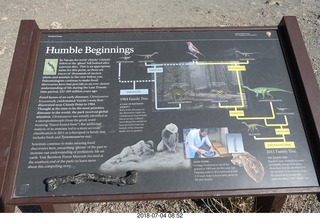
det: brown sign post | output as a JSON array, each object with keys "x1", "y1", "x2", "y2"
[{"x1": 0, "y1": 17, "x2": 320, "y2": 213}]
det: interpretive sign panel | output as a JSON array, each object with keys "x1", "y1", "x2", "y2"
[
  {"x1": 13, "y1": 27, "x2": 319, "y2": 198},
  {"x1": 1, "y1": 18, "x2": 319, "y2": 209}
]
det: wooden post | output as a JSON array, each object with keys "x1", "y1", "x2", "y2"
[
  {"x1": 256, "y1": 195, "x2": 286, "y2": 212},
  {"x1": 0, "y1": 203, "x2": 15, "y2": 213},
  {"x1": 0, "y1": 20, "x2": 39, "y2": 212},
  {"x1": 40, "y1": 204, "x2": 73, "y2": 213}
]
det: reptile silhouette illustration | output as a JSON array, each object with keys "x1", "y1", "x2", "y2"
[
  {"x1": 134, "y1": 52, "x2": 158, "y2": 59},
  {"x1": 242, "y1": 86, "x2": 292, "y2": 99},
  {"x1": 241, "y1": 122, "x2": 265, "y2": 132},
  {"x1": 235, "y1": 50, "x2": 259, "y2": 57}
]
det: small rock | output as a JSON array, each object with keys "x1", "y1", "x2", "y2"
[
  {"x1": 93, "y1": 206, "x2": 101, "y2": 212},
  {"x1": 0, "y1": 47, "x2": 7, "y2": 56},
  {"x1": 49, "y1": 22, "x2": 63, "y2": 29},
  {"x1": 1, "y1": 17, "x2": 8, "y2": 21}
]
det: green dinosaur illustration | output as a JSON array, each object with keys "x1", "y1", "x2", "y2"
[
  {"x1": 241, "y1": 122, "x2": 265, "y2": 132},
  {"x1": 165, "y1": 88, "x2": 190, "y2": 102},
  {"x1": 242, "y1": 86, "x2": 292, "y2": 99}
]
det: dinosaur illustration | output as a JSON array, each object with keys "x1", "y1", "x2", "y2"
[
  {"x1": 235, "y1": 50, "x2": 259, "y2": 57},
  {"x1": 134, "y1": 52, "x2": 158, "y2": 59},
  {"x1": 165, "y1": 88, "x2": 190, "y2": 102},
  {"x1": 241, "y1": 122, "x2": 265, "y2": 132},
  {"x1": 242, "y1": 86, "x2": 292, "y2": 99}
]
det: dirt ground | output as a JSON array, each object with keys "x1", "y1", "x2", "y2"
[{"x1": 1, "y1": 0, "x2": 320, "y2": 213}]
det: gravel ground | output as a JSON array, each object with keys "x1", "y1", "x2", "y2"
[{"x1": 1, "y1": 0, "x2": 320, "y2": 213}]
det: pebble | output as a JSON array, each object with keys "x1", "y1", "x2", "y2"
[
  {"x1": 49, "y1": 22, "x2": 63, "y2": 29},
  {"x1": 1, "y1": 17, "x2": 8, "y2": 21},
  {"x1": 0, "y1": 47, "x2": 7, "y2": 56}
]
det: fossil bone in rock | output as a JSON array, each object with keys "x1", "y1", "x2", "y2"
[{"x1": 231, "y1": 152, "x2": 264, "y2": 183}]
